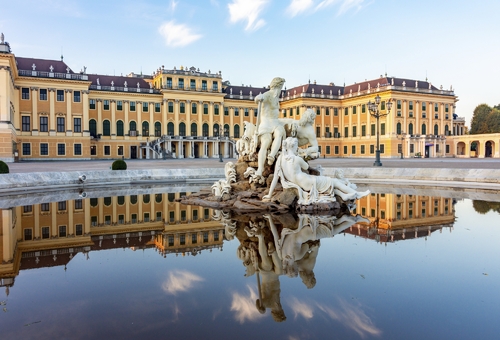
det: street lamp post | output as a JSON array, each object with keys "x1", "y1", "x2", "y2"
[{"x1": 368, "y1": 95, "x2": 392, "y2": 166}]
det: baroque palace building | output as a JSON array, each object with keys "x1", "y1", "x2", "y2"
[{"x1": 1, "y1": 35, "x2": 466, "y2": 163}]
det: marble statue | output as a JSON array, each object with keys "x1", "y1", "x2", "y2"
[
  {"x1": 251, "y1": 77, "x2": 286, "y2": 182},
  {"x1": 211, "y1": 162, "x2": 236, "y2": 198},
  {"x1": 264, "y1": 137, "x2": 369, "y2": 205},
  {"x1": 236, "y1": 121, "x2": 256, "y2": 156},
  {"x1": 279, "y1": 108, "x2": 319, "y2": 160}
]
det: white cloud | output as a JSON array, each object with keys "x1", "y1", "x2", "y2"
[
  {"x1": 161, "y1": 270, "x2": 204, "y2": 294},
  {"x1": 158, "y1": 21, "x2": 203, "y2": 47},
  {"x1": 230, "y1": 286, "x2": 265, "y2": 323},
  {"x1": 315, "y1": 0, "x2": 367, "y2": 15},
  {"x1": 316, "y1": 298, "x2": 382, "y2": 338},
  {"x1": 286, "y1": 0, "x2": 314, "y2": 17},
  {"x1": 170, "y1": 0, "x2": 178, "y2": 12},
  {"x1": 228, "y1": 0, "x2": 268, "y2": 31},
  {"x1": 289, "y1": 297, "x2": 314, "y2": 319}
]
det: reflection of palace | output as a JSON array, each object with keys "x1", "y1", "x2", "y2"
[
  {"x1": 349, "y1": 193, "x2": 456, "y2": 242},
  {"x1": 2, "y1": 35, "x2": 476, "y2": 163},
  {"x1": 0, "y1": 193, "x2": 224, "y2": 295}
]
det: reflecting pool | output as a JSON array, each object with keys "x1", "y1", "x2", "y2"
[{"x1": 1, "y1": 185, "x2": 499, "y2": 339}]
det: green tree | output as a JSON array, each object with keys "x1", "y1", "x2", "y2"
[
  {"x1": 472, "y1": 200, "x2": 491, "y2": 214},
  {"x1": 485, "y1": 108, "x2": 500, "y2": 133},
  {"x1": 470, "y1": 104, "x2": 492, "y2": 134}
]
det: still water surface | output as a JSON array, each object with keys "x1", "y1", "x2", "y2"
[{"x1": 0, "y1": 186, "x2": 499, "y2": 339}]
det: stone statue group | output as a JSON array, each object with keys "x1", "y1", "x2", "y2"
[{"x1": 230, "y1": 77, "x2": 369, "y2": 206}]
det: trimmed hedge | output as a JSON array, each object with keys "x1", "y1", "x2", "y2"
[
  {"x1": 112, "y1": 159, "x2": 127, "y2": 170},
  {"x1": 0, "y1": 161, "x2": 9, "y2": 174}
]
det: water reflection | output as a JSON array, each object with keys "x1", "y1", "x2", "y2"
[{"x1": 472, "y1": 200, "x2": 500, "y2": 215}]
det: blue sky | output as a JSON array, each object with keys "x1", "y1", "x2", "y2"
[{"x1": 2, "y1": 0, "x2": 500, "y2": 125}]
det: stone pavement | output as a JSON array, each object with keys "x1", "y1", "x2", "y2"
[{"x1": 6, "y1": 157, "x2": 500, "y2": 173}]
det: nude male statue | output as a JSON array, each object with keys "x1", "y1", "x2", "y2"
[{"x1": 252, "y1": 77, "x2": 286, "y2": 182}]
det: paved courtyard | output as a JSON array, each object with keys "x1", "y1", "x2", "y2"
[{"x1": 6, "y1": 157, "x2": 500, "y2": 173}]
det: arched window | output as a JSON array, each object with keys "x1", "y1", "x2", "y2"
[
  {"x1": 167, "y1": 122, "x2": 174, "y2": 136},
  {"x1": 224, "y1": 124, "x2": 230, "y2": 137},
  {"x1": 234, "y1": 124, "x2": 240, "y2": 138},
  {"x1": 191, "y1": 103, "x2": 197, "y2": 114},
  {"x1": 421, "y1": 124, "x2": 427, "y2": 135},
  {"x1": 143, "y1": 194, "x2": 150, "y2": 204},
  {"x1": 129, "y1": 121, "x2": 136, "y2": 133},
  {"x1": 179, "y1": 122, "x2": 186, "y2": 136},
  {"x1": 103, "y1": 120, "x2": 110, "y2": 136},
  {"x1": 116, "y1": 120, "x2": 124, "y2": 136},
  {"x1": 155, "y1": 122, "x2": 161, "y2": 137},
  {"x1": 142, "y1": 121, "x2": 149, "y2": 136},
  {"x1": 408, "y1": 123, "x2": 413, "y2": 135},
  {"x1": 445, "y1": 125, "x2": 450, "y2": 136},
  {"x1": 396, "y1": 122, "x2": 402, "y2": 134},
  {"x1": 203, "y1": 123, "x2": 209, "y2": 137},
  {"x1": 191, "y1": 122, "x2": 197, "y2": 136},
  {"x1": 213, "y1": 124, "x2": 220, "y2": 136},
  {"x1": 89, "y1": 119, "x2": 97, "y2": 137},
  {"x1": 434, "y1": 124, "x2": 439, "y2": 135}
]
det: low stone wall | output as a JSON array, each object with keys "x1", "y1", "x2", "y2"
[{"x1": 1, "y1": 167, "x2": 500, "y2": 194}]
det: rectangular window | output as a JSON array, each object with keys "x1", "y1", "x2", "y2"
[
  {"x1": 380, "y1": 144, "x2": 385, "y2": 153},
  {"x1": 168, "y1": 102, "x2": 173, "y2": 113},
  {"x1": 361, "y1": 125, "x2": 366, "y2": 136},
  {"x1": 214, "y1": 104, "x2": 219, "y2": 115},
  {"x1": 22, "y1": 116, "x2": 30, "y2": 131},
  {"x1": 131, "y1": 214, "x2": 137, "y2": 223},
  {"x1": 192, "y1": 103, "x2": 197, "y2": 114},
  {"x1": 58, "y1": 225, "x2": 67, "y2": 237},
  {"x1": 23, "y1": 205, "x2": 33, "y2": 213},
  {"x1": 326, "y1": 146, "x2": 330, "y2": 154},
  {"x1": 245, "y1": 108, "x2": 249, "y2": 116},
  {"x1": 143, "y1": 102, "x2": 148, "y2": 112},
  {"x1": 58, "y1": 143, "x2": 65, "y2": 155},
  {"x1": 167, "y1": 77, "x2": 172, "y2": 88},
  {"x1": 214, "y1": 231, "x2": 219, "y2": 241},
  {"x1": 397, "y1": 100, "x2": 401, "y2": 109},
  {"x1": 118, "y1": 214, "x2": 125, "y2": 224},
  {"x1": 370, "y1": 145, "x2": 375, "y2": 154},
  {"x1": 91, "y1": 216, "x2": 98, "y2": 226},
  {"x1": 361, "y1": 145, "x2": 365, "y2": 154},
  {"x1": 144, "y1": 213, "x2": 150, "y2": 222},
  {"x1": 73, "y1": 91, "x2": 81, "y2": 102},
  {"x1": 381, "y1": 101, "x2": 386, "y2": 110},
  {"x1": 334, "y1": 145, "x2": 339, "y2": 154},
  {"x1": 178, "y1": 78, "x2": 184, "y2": 89},
  {"x1": 74, "y1": 199, "x2": 83, "y2": 210},
  {"x1": 234, "y1": 108, "x2": 239, "y2": 116},
  {"x1": 180, "y1": 234, "x2": 186, "y2": 245},
  {"x1": 326, "y1": 108, "x2": 330, "y2": 116},
  {"x1": 352, "y1": 126, "x2": 357, "y2": 137},
  {"x1": 353, "y1": 106, "x2": 357, "y2": 114},
  {"x1": 42, "y1": 227, "x2": 50, "y2": 239},
  {"x1": 435, "y1": 103, "x2": 439, "y2": 112},
  {"x1": 40, "y1": 89, "x2": 47, "y2": 101},
  {"x1": 89, "y1": 99, "x2": 96, "y2": 109},
  {"x1": 155, "y1": 103, "x2": 161, "y2": 113},
  {"x1": 24, "y1": 228, "x2": 33, "y2": 241},
  {"x1": 156, "y1": 212, "x2": 162, "y2": 222},
  {"x1": 169, "y1": 211, "x2": 175, "y2": 223},
  {"x1": 212, "y1": 81, "x2": 218, "y2": 91},
  {"x1": 410, "y1": 144, "x2": 414, "y2": 153},
  {"x1": 409, "y1": 101, "x2": 413, "y2": 110},
  {"x1": 371, "y1": 124, "x2": 375, "y2": 136},
  {"x1": 445, "y1": 104, "x2": 449, "y2": 112},
  {"x1": 351, "y1": 145, "x2": 356, "y2": 154},
  {"x1": 130, "y1": 101, "x2": 136, "y2": 111},
  {"x1": 75, "y1": 224, "x2": 83, "y2": 236},
  {"x1": 74, "y1": 117, "x2": 81, "y2": 132},
  {"x1": 381, "y1": 123, "x2": 385, "y2": 135},
  {"x1": 180, "y1": 102, "x2": 185, "y2": 113},
  {"x1": 40, "y1": 143, "x2": 48, "y2": 155},
  {"x1": 74, "y1": 143, "x2": 82, "y2": 155},
  {"x1": 103, "y1": 100, "x2": 110, "y2": 110},
  {"x1": 446, "y1": 144, "x2": 450, "y2": 153},
  {"x1": 22, "y1": 87, "x2": 30, "y2": 100},
  {"x1": 104, "y1": 145, "x2": 110, "y2": 155},
  {"x1": 190, "y1": 79, "x2": 196, "y2": 90},
  {"x1": 344, "y1": 127, "x2": 348, "y2": 138},
  {"x1": 343, "y1": 145, "x2": 348, "y2": 154},
  {"x1": 191, "y1": 233, "x2": 197, "y2": 244},
  {"x1": 334, "y1": 108, "x2": 338, "y2": 116},
  {"x1": 344, "y1": 107, "x2": 348, "y2": 115},
  {"x1": 202, "y1": 80, "x2": 207, "y2": 91},
  {"x1": 57, "y1": 117, "x2": 65, "y2": 132},
  {"x1": 57, "y1": 90, "x2": 64, "y2": 101},
  {"x1": 118, "y1": 145, "x2": 124, "y2": 156},
  {"x1": 224, "y1": 107, "x2": 229, "y2": 116},
  {"x1": 117, "y1": 101, "x2": 123, "y2": 110},
  {"x1": 22, "y1": 143, "x2": 30, "y2": 155},
  {"x1": 422, "y1": 102, "x2": 426, "y2": 111},
  {"x1": 58, "y1": 201, "x2": 67, "y2": 211},
  {"x1": 203, "y1": 104, "x2": 209, "y2": 114}
]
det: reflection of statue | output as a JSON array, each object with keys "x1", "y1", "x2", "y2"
[
  {"x1": 229, "y1": 211, "x2": 368, "y2": 322},
  {"x1": 265, "y1": 137, "x2": 369, "y2": 205},
  {"x1": 252, "y1": 77, "x2": 286, "y2": 182}
]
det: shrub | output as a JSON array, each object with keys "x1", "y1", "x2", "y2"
[
  {"x1": 0, "y1": 161, "x2": 9, "y2": 174},
  {"x1": 112, "y1": 159, "x2": 127, "y2": 170}
]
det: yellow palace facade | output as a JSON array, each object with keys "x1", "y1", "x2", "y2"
[{"x1": 0, "y1": 35, "x2": 461, "y2": 163}]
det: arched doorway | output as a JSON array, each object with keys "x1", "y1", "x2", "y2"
[{"x1": 485, "y1": 141, "x2": 493, "y2": 158}]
